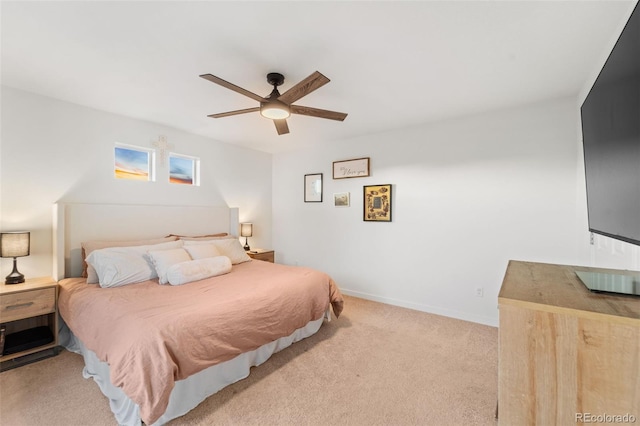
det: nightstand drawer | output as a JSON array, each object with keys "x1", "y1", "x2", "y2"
[{"x1": 0, "y1": 288, "x2": 56, "y2": 323}]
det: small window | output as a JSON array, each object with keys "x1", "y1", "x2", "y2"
[
  {"x1": 169, "y1": 154, "x2": 200, "y2": 186},
  {"x1": 114, "y1": 144, "x2": 155, "y2": 182}
]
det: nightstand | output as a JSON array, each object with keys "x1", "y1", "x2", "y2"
[
  {"x1": 247, "y1": 250, "x2": 275, "y2": 263},
  {"x1": 0, "y1": 277, "x2": 59, "y2": 370}
]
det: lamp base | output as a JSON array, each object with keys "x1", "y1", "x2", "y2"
[
  {"x1": 244, "y1": 237, "x2": 250, "y2": 251},
  {"x1": 5, "y1": 272, "x2": 25, "y2": 285},
  {"x1": 5, "y1": 258, "x2": 25, "y2": 284}
]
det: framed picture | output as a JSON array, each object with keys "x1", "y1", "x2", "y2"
[
  {"x1": 304, "y1": 173, "x2": 323, "y2": 202},
  {"x1": 114, "y1": 144, "x2": 155, "y2": 181},
  {"x1": 363, "y1": 184, "x2": 392, "y2": 222},
  {"x1": 334, "y1": 192, "x2": 350, "y2": 207},
  {"x1": 333, "y1": 157, "x2": 370, "y2": 179}
]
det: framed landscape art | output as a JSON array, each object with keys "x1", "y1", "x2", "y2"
[{"x1": 334, "y1": 192, "x2": 350, "y2": 207}]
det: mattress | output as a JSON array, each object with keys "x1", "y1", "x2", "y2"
[{"x1": 58, "y1": 260, "x2": 343, "y2": 424}]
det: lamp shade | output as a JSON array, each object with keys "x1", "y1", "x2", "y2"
[
  {"x1": 0, "y1": 232, "x2": 30, "y2": 258},
  {"x1": 240, "y1": 223, "x2": 253, "y2": 238}
]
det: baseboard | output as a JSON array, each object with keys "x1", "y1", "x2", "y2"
[{"x1": 340, "y1": 289, "x2": 499, "y2": 327}]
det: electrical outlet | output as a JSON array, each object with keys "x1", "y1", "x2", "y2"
[{"x1": 475, "y1": 287, "x2": 484, "y2": 297}]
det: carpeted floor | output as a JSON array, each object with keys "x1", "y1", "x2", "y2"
[{"x1": 0, "y1": 296, "x2": 498, "y2": 426}]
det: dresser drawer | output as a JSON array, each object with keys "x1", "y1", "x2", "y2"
[{"x1": 0, "y1": 288, "x2": 56, "y2": 323}]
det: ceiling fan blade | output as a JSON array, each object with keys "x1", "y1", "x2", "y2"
[
  {"x1": 200, "y1": 74, "x2": 266, "y2": 103},
  {"x1": 207, "y1": 107, "x2": 260, "y2": 118},
  {"x1": 291, "y1": 105, "x2": 348, "y2": 121},
  {"x1": 274, "y1": 119, "x2": 290, "y2": 135},
  {"x1": 278, "y1": 71, "x2": 330, "y2": 105}
]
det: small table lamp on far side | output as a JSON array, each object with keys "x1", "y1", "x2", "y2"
[
  {"x1": 241, "y1": 223, "x2": 253, "y2": 251},
  {"x1": 0, "y1": 231, "x2": 30, "y2": 284}
]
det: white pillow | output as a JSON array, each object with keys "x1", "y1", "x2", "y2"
[
  {"x1": 86, "y1": 240, "x2": 183, "y2": 288},
  {"x1": 166, "y1": 256, "x2": 232, "y2": 286},
  {"x1": 184, "y1": 238, "x2": 251, "y2": 265},
  {"x1": 184, "y1": 243, "x2": 222, "y2": 260},
  {"x1": 148, "y1": 248, "x2": 192, "y2": 284},
  {"x1": 82, "y1": 236, "x2": 178, "y2": 283}
]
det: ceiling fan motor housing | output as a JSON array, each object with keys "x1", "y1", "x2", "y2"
[
  {"x1": 267, "y1": 72, "x2": 285, "y2": 87},
  {"x1": 262, "y1": 72, "x2": 289, "y2": 118}
]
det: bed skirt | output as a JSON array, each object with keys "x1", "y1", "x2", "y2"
[{"x1": 59, "y1": 314, "x2": 326, "y2": 425}]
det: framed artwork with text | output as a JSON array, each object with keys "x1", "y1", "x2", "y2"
[{"x1": 333, "y1": 157, "x2": 370, "y2": 179}]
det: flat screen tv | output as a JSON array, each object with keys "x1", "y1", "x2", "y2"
[{"x1": 580, "y1": 1, "x2": 640, "y2": 248}]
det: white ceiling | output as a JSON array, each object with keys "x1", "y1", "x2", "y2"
[{"x1": 1, "y1": 1, "x2": 636, "y2": 153}]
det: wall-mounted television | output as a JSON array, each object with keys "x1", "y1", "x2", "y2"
[{"x1": 580, "y1": 1, "x2": 640, "y2": 248}]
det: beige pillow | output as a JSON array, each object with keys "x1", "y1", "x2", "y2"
[
  {"x1": 184, "y1": 244, "x2": 222, "y2": 260},
  {"x1": 184, "y1": 238, "x2": 251, "y2": 265},
  {"x1": 82, "y1": 237, "x2": 179, "y2": 283},
  {"x1": 167, "y1": 233, "x2": 228, "y2": 241},
  {"x1": 148, "y1": 248, "x2": 192, "y2": 285}
]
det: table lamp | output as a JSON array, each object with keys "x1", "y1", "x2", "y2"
[
  {"x1": 241, "y1": 223, "x2": 253, "y2": 251},
  {"x1": 0, "y1": 231, "x2": 30, "y2": 284}
]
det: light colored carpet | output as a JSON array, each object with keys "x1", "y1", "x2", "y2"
[{"x1": 0, "y1": 296, "x2": 498, "y2": 426}]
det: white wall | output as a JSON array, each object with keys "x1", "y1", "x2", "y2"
[
  {"x1": 3, "y1": 86, "x2": 635, "y2": 327},
  {"x1": 273, "y1": 97, "x2": 590, "y2": 326},
  {"x1": 0, "y1": 87, "x2": 272, "y2": 279}
]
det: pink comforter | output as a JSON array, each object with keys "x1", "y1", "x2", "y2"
[{"x1": 58, "y1": 260, "x2": 343, "y2": 424}]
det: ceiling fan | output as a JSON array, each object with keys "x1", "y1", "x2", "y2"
[{"x1": 199, "y1": 71, "x2": 347, "y2": 135}]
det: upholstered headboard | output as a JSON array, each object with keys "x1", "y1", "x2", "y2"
[{"x1": 52, "y1": 203, "x2": 239, "y2": 280}]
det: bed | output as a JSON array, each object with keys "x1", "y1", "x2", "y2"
[{"x1": 52, "y1": 203, "x2": 343, "y2": 425}]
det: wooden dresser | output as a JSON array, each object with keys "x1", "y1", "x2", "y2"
[{"x1": 498, "y1": 261, "x2": 639, "y2": 425}]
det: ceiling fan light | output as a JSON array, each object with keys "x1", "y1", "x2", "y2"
[{"x1": 260, "y1": 103, "x2": 290, "y2": 120}]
